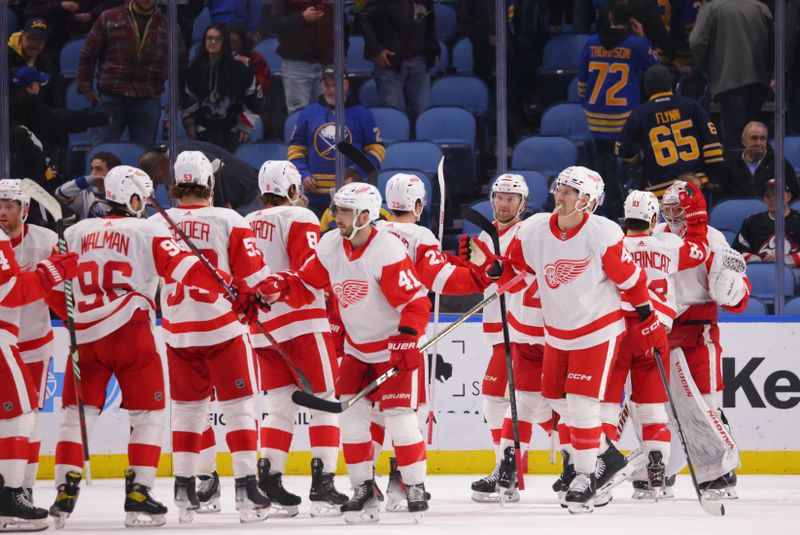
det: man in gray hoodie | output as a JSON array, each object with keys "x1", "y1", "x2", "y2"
[{"x1": 689, "y1": 0, "x2": 773, "y2": 152}]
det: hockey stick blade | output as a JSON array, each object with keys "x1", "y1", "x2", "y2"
[
  {"x1": 336, "y1": 141, "x2": 378, "y2": 185},
  {"x1": 21, "y1": 179, "x2": 63, "y2": 222},
  {"x1": 290, "y1": 391, "x2": 345, "y2": 413}
]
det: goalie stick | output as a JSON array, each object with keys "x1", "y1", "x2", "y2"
[
  {"x1": 427, "y1": 156, "x2": 446, "y2": 445},
  {"x1": 654, "y1": 348, "x2": 725, "y2": 517},
  {"x1": 462, "y1": 206, "x2": 526, "y2": 493},
  {"x1": 21, "y1": 179, "x2": 93, "y2": 484},
  {"x1": 335, "y1": 141, "x2": 378, "y2": 185},
  {"x1": 135, "y1": 182, "x2": 314, "y2": 393},
  {"x1": 291, "y1": 271, "x2": 527, "y2": 413}
]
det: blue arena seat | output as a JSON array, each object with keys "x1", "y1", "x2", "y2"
[
  {"x1": 511, "y1": 136, "x2": 579, "y2": 176},
  {"x1": 495, "y1": 170, "x2": 550, "y2": 212},
  {"x1": 745, "y1": 263, "x2": 795, "y2": 301},
  {"x1": 537, "y1": 34, "x2": 591, "y2": 107},
  {"x1": 65, "y1": 81, "x2": 87, "y2": 111},
  {"x1": 709, "y1": 198, "x2": 766, "y2": 233},
  {"x1": 791, "y1": 198, "x2": 800, "y2": 212},
  {"x1": 192, "y1": 8, "x2": 212, "y2": 44},
  {"x1": 369, "y1": 107, "x2": 410, "y2": 144},
  {"x1": 254, "y1": 38, "x2": 282, "y2": 75},
  {"x1": 719, "y1": 296, "x2": 767, "y2": 317},
  {"x1": 721, "y1": 229, "x2": 738, "y2": 246},
  {"x1": 358, "y1": 79, "x2": 379, "y2": 107},
  {"x1": 430, "y1": 76, "x2": 489, "y2": 114},
  {"x1": 283, "y1": 109, "x2": 304, "y2": 143},
  {"x1": 451, "y1": 38, "x2": 474, "y2": 74},
  {"x1": 60, "y1": 38, "x2": 86, "y2": 79},
  {"x1": 347, "y1": 35, "x2": 374, "y2": 75},
  {"x1": 784, "y1": 136, "x2": 800, "y2": 173},
  {"x1": 382, "y1": 142, "x2": 443, "y2": 175},
  {"x1": 567, "y1": 77, "x2": 580, "y2": 103},
  {"x1": 433, "y1": 39, "x2": 450, "y2": 76},
  {"x1": 540, "y1": 103, "x2": 592, "y2": 139},
  {"x1": 234, "y1": 143, "x2": 288, "y2": 169},
  {"x1": 462, "y1": 199, "x2": 494, "y2": 236},
  {"x1": 86, "y1": 143, "x2": 146, "y2": 173},
  {"x1": 781, "y1": 296, "x2": 800, "y2": 316},
  {"x1": 435, "y1": 3, "x2": 458, "y2": 39},
  {"x1": 415, "y1": 107, "x2": 476, "y2": 149}
]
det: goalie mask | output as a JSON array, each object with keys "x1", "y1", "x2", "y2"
[
  {"x1": 258, "y1": 160, "x2": 302, "y2": 199},
  {"x1": 174, "y1": 151, "x2": 214, "y2": 190},
  {"x1": 551, "y1": 166, "x2": 605, "y2": 213},
  {"x1": 624, "y1": 190, "x2": 659, "y2": 228},
  {"x1": 105, "y1": 165, "x2": 154, "y2": 217},
  {"x1": 332, "y1": 183, "x2": 382, "y2": 240},
  {"x1": 0, "y1": 179, "x2": 30, "y2": 222},
  {"x1": 661, "y1": 180, "x2": 688, "y2": 234},
  {"x1": 385, "y1": 173, "x2": 426, "y2": 220}
]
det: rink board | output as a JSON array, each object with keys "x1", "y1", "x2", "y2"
[{"x1": 34, "y1": 318, "x2": 800, "y2": 477}]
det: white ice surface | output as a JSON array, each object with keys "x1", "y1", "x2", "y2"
[{"x1": 28, "y1": 475, "x2": 799, "y2": 534}]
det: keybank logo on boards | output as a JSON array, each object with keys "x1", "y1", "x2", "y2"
[{"x1": 722, "y1": 357, "x2": 800, "y2": 409}]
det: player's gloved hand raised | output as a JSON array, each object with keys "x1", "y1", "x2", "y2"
[
  {"x1": 679, "y1": 182, "x2": 707, "y2": 224},
  {"x1": 458, "y1": 235, "x2": 502, "y2": 279},
  {"x1": 628, "y1": 310, "x2": 669, "y2": 358},
  {"x1": 35, "y1": 252, "x2": 78, "y2": 290},
  {"x1": 388, "y1": 328, "x2": 422, "y2": 372},
  {"x1": 230, "y1": 278, "x2": 264, "y2": 324},
  {"x1": 257, "y1": 273, "x2": 290, "y2": 304}
]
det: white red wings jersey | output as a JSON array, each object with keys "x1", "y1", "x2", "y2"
[
  {"x1": 622, "y1": 231, "x2": 707, "y2": 330},
  {"x1": 12, "y1": 225, "x2": 58, "y2": 362},
  {"x1": 281, "y1": 226, "x2": 430, "y2": 364},
  {"x1": 245, "y1": 205, "x2": 328, "y2": 345},
  {"x1": 376, "y1": 220, "x2": 486, "y2": 295},
  {"x1": 149, "y1": 206, "x2": 270, "y2": 348},
  {"x1": 508, "y1": 274, "x2": 545, "y2": 345},
  {"x1": 505, "y1": 212, "x2": 649, "y2": 350},
  {"x1": 64, "y1": 215, "x2": 231, "y2": 344}
]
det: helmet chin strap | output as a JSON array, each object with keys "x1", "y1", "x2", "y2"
[{"x1": 346, "y1": 209, "x2": 369, "y2": 241}]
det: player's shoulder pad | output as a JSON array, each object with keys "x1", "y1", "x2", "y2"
[
  {"x1": 370, "y1": 227, "x2": 410, "y2": 264},
  {"x1": 707, "y1": 225, "x2": 729, "y2": 252},
  {"x1": 27, "y1": 223, "x2": 58, "y2": 245},
  {"x1": 656, "y1": 231, "x2": 684, "y2": 248}
]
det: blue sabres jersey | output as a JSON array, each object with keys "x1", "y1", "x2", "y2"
[{"x1": 578, "y1": 33, "x2": 659, "y2": 140}]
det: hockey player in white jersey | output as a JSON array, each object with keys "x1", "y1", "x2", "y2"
[
  {"x1": 598, "y1": 187, "x2": 709, "y2": 502},
  {"x1": 473, "y1": 166, "x2": 666, "y2": 513},
  {"x1": 377, "y1": 173, "x2": 490, "y2": 509},
  {"x1": 149, "y1": 151, "x2": 272, "y2": 524},
  {"x1": 244, "y1": 160, "x2": 348, "y2": 517},
  {"x1": 0, "y1": 185, "x2": 77, "y2": 532},
  {"x1": 654, "y1": 179, "x2": 750, "y2": 499},
  {"x1": 0, "y1": 180, "x2": 59, "y2": 500},
  {"x1": 253, "y1": 183, "x2": 432, "y2": 523},
  {"x1": 50, "y1": 165, "x2": 257, "y2": 528}
]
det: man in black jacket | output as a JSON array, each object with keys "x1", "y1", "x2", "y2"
[
  {"x1": 358, "y1": 0, "x2": 440, "y2": 117},
  {"x1": 7, "y1": 17, "x2": 60, "y2": 107},
  {"x1": 720, "y1": 121, "x2": 800, "y2": 200},
  {"x1": 733, "y1": 179, "x2": 800, "y2": 265}
]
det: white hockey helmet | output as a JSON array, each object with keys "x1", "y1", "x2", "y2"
[
  {"x1": 385, "y1": 173, "x2": 427, "y2": 216},
  {"x1": 624, "y1": 190, "x2": 660, "y2": 225},
  {"x1": 0, "y1": 179, "x2": 30, "y2": 220},
  {"x1": 258, "y1": 160, "x2": 302, "y2": 199},
  {"x1": 333, "y1": 182, "x2": 382, "y2": 239},
  {"x1": 491, "y1": 173, "x2": 529, "y2": 201},
  {"x1": 551, "y1": 166, "x2": 605, "y2": 213},
  {"x1": 174, "y1": 150, "x2": 214, "y2": 189},
  {"x1": 104, "y1": 165, "x2": 154, "y2": 216},
  {"x1": 661, "y1": 180, "x2": 688, "y2": 229}
]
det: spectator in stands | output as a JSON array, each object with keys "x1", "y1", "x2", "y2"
[
  {"x1": 358, "y1": 0, "x2": 440, "y2": 117},
  {"x1": 721, "y1": 121, "x2": 800, "y2": 200},
  {"x1": 271, "y1": 0, "x2": 337, "y2": 114},
  {"x1": 288, "y1": 66, "x2": 385, "y2": 216},
  {"x1": 23, "y1": 0, "x2": 122, "y2": 53},
  {"x1": 616, "y1": 64, "x2": 723, "y2": 197},
  {"x1": 596, "y1": 0, "x2": 677, "y2": 66},
  {"x1": 77, "y1": 0, "x2": 179, "y2": 149},
  {"x1": 578, "y1": 0, "x2": 658, "y2": 217},
  {"x1": 10, "y1": 66, "x2": 109, "y2": 184},
  {"x1": 208, "y1": 0, "x2": 262, "y2": 43},
  {"x1": 7, "y1": 17, "x2": 60, "y2": 107},
  {"x1": 733, "y1": 179, "x2": 800, "y2": 266},
  {"x1": 689, "y1": 0, "x2": 773, "y2": 152},
  {"x1": 183, "y1": 24, "x2": 263, "y2": 152},
  {"x1": 55, "y1": 151, "x2": 120, "y2": 219},
  {"x1": 228, "y1": 24, "x2": 271, "y2": 99}
]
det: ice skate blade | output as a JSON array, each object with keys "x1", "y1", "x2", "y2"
[
  {"x1": 177, "y1": 506, "x2": 195, "y2": 524},
  {"x1": 236, "y1": 506, "x2": 269, "y2": 524},
  {"x1": 343, "y1": 506, "x2": 380, "y2": 524},
  {"x1": 50, "y1": 511, "x2": 69, "y2": 529},
  {"x1": 632, "y1": 487, "x2": 674, "y2": 500},
  {"x1": 471, "y1": 491, "x2": 502, "y2": 503},
  {"x1": 593, "y1": 494, "x2": 613, "y2": 507},
  {"x1": 124, "y1": 511, "x2": 166, "y2": 528},
  {"x1": 702, "y1": 488, "x2": 737, "y2": 501},
  {"x1": 412, "y1": 511, "x2": 424, "y2": 524},
  {"x1": 269, "y1": 504, "x2": 299, "y2": 518},
  {"x1": 196, "y1": 496, "x2": 220, "y2": 514},
  {"x1": 385, "y1": 498, "x2": 408, "y2": 512},
  {"x1": 566, "y1": 501, "x2": 594, "y2": 514},
  {"x1": 309, "y1": 501, "x2": 343, "y2": 518},
  {"x1": 0, "y1": 516, "x2": 49, "y2": 532},
  {"x1": 497, "y1": 486, "x2": 519, "y2": 506}
]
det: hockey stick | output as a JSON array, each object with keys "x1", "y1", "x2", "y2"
[
  {"x1": 291, "y1": 271, "x2": 527, "y2": 413},
  {"x1": 20, "y1": 179, "x2": 93, "y2": 484},
  {"x1": 653, "y1": 348, "x2": 725, "y2": 517},
  {"x1": 427, "y1": 156, "x2": 446, "y2": 445},
  {"x1": 137, "y1": 183, "x2": 314, "y2": 393},
  {"x1": 335, "y1": 141, "x2": 378, "y2": 185},
  {"x1": 462, "y1": 207, "x2": 526, "y2": 491}
]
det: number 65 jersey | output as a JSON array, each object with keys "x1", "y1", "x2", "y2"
[{"x1": 64, "y1": 215, "x2": 239, "y2": 344}]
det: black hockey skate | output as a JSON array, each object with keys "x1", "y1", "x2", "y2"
[
  {"x1": 309, "y1": 458, "x2": 348, "y2": 517},
  {"x1": 552, "y1": 450, "x2": 576, "y2": 507},
  {"x1": 405, "y1": 483, "x2": 428, "y2": 523},
  {"x1": 632, "y1": 468, "x2": 676, "y2": 500},
  {"x1": 49, "y1": 470, "x2": 81, "y2": 528},
  {"x1": 471, "y1": 465, "x2": 502, "y2": 503},
  {"x1": 234, "y1": 474, "x2": 270, "y2": 523},
  {"x1": 496, "y1": 446, "x2": 520, "y2": 505},
  {"x1": 341, "y1": 479, "x2": 380, "y2": 524},
  {"x1": 174, "y1": 476, "x2": 199, "y2": 524},
  {"x1": 565, "y1": 472, "x2": 596, "y2": 514},
  {"x1": 258, "y1": 458, "x2": 300, "y2": 517},
  {"x1": 124, "y1": 469, "x2": 167, "y2": 527},
  {"x1": 699, "y1": 471, "x2": 738, "y2": 500},
  {"x1": 0, "y1": 485, "x2": 48, "y2": 532},
  {"x1": 593, "y1": 441, "x2": 628, "y2": 507},
  {"x1": 196, "y1": 471, "x2": 221, "y2": 513}
]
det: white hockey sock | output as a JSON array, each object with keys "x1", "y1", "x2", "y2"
[
  {"x1": 566, "y1": 394, "x2": 602, "y2": 475},
  {"x1": 370, "y1": 406, "x2": 386, "y2": 466},
  {"x1": 483, "y1": 395, "x2": 509, "y2": 464},
  {"x1": 340, "y1": 397, "x2": 374, "y2": 486},
  {"x1": 309, "y1": 391, "x2": 340, "y2": 473},
  {"x1": 23, "y1": 410, "x2": 41, "y2": 488},
  {"x1": 385, "y1": 408, "x2": 426, "y2": 486},
  {"x1": 637, "y1": 403, "x2": 671, "y2": 464},
  {"x1": 171, "y1": 399, "x2": 209, "y2": 478},
  {"x1": 219, "y1": 395, "x2": 258, "y2": 478},
  {"x1": 54, "y1": 405, "x2": 100, "y2": 487},
  {"x1": 261, "y1": 386, "x2": 296, "y2": 473},
  {"x1": 128, "y1": 409, "x2": 165, "y2": 488},
  {"x1": 198, "y1": 418, "x2": 217, "y2": 475},
  {"x1": 0, "y1": 412, "x2": 35, "y2": 488}
]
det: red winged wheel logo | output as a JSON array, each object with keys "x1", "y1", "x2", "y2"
[
  {"x1": 332, "y1": 279, "x2": 370, "y2": 308},
  {"x1": 543, "y1": 256, "x2": 592, "y2": 289}
]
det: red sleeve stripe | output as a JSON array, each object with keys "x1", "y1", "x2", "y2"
[
  {"x1": 251, "y1": 308, "x2": 329, "y2": 333},
  {"x1": 17, "y1": 331, "x2": 54, "y2": 352},
  {"x1": 161, "y1": 312, "x2": 239, "y2": 334},
  {"x1": 429, "y1": 263, "x2": 456, "y2": 294},
  {"x1": 616, "y1": 265, "x2": 643, "y2": 291},
  {"x1": 508, "y1": 313, "x2": 545, "y2": 336},
  {"x1": 544, "y1": 310, "x2": 623, "y2": 340},
  {"x1": 169, "y1": 255, "x2": 199, "y2": 282}
]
